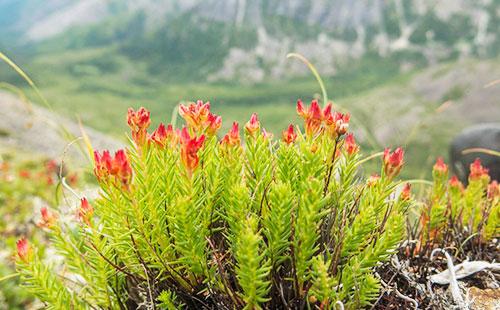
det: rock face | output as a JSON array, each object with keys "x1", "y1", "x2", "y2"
[
  {"x1": 1, "y1": 0, "x2": 498, "y2": 82},
  {"x1": 0, "y1": 91, "x2": 123, "y2": 163}
]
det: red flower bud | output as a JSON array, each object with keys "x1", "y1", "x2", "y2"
[
  {"x1": 282, "y1": 124, "x2": 297, "y2": 145},
  {"x1": 127, "y1": 107, "x2": 151, "y2": 146},
  {"x1": 93, "y1": 150, "x2": 112, "y2": 181},
  {"x1": 180, "y1": 127, "x2": 205, "y2": 174},
  {"x1": 179, "y1": 100, "x2": 211, "y2": 131},
  {"x1": 383, "y1": 147, "x2": 404, "y2": 179},
  {"x1": 93, "y1": 149, "x2": 132, "y2": 187},
  {"x1": 433, "y1": 157, "x2": 448, "y2": 175},
  {"x1": 150, "y1": 123, "x2": 178, "y2": 148},
  {"x1": 79, "y1": 197, "x2": 94, "y2": 226},
  {"x1": 38, "y1": 207, "x2": 57, "y2": 228},
  {"x1": 487, "y1": 180, "x2": 499, "y2": 200},
  {"x1": 19, "y1": 170, "x2": 31, "y2": 179},
  {"x1": 113, "y1": 150, "x2": 132, "y2": 186},
  {"x1": 344, "y1": 133, "x2": 359, "y2": 155},
  {"x1": 16, "y1": 238, "x2": 32, "y2": 263},
  {"x1": 449, "y1": 175, "x2": 464, "y2": 192},
  {"x1": 221, "y1": 122, "x2": 241, "y2": 148},
  {"x1": 400, "y1": 183, "x2": 411, "y2": 201},
  {"x1": 245, "y1": 113, "x2": 260, "y2": 136},
  {"x1": 45, "y1": 159, "x2": 58, "y2": 174},
  {"x1": 469, "y1": 158, "x2": 489, "y2": 181},
  {"x1": 205, "y1": 112, "x2": 222, "y2": 136},
  {"x1": 296, "y1": 99, "x2": 324, "y2": 136}
]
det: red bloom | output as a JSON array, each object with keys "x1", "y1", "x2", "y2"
[
  {"x1": 469, "y1": 158, "x2": 489, "y2": 181},
  {"x1": 68, "y1": 173, "x2": 78, "y2": 185},
  {"x1": 344, "y1": 133, "x2": 359, "y2": 155},
  {"x1": 400, "y1": 183, "x2": 411, "y2": 201},
  {"x1": 93, "y1": 149, "x2": 132, "y2": 186},
  {"x1": 221, "y1": 122, "x2": 241, "y2": 147},
  {"x1": 205, "y1": 112, "x2": 222, "y2": 136},
  {"x1": 127, "y1": 107, "x2": 151, "y2": 146},
  {"x1": 433, "y1": 157, "x2": 448, "y2": 175},
  {"x1": 296, "y1": 99, "x2": 325, "y2": 136},
  {"x1": 179, "y1": 100, "x2": 211, "y2": 131},
  {"x1": 383, "y1": 147, "x2": 404, "y2": 179},
  {"x1": 150, "y1": 123, "x2": 178, "y2": 148},
  {"x1": 245, "y1": 113, "x2": 260, "y2": 136},
  {"x1": 94, "y1": 150, "x2": 113, "y2": 181},
  {"x1": 448, "y1": 175, "x2": 464, "y2": 192},
  {"x1": 45, "y1": 159, "x2": 58, "y2": 174},
  {"x1": 325, "y1": 110, "x2": 350, "y2": 137},
  {"x1": 487, "y1": 180, "x2": 499, "y2": 200},
  {"x1": 79, "y1": 197, "x2": 94, "y2": 226},
  {"x1": 16, "y1": 238, "x2": 32, "y2": 262},
  {"x1": 180, "y1": 127, "x2": 205, "y2": 174},
  {"x1": 19, "y1": 170, "x2": 31, "y2": 179},
  {"x1": 38, "y1": 207, "x2": 57, "y2": 228},
  {"x1": 282, "y1": 124, "x2": 297, "y2": 145},
  {"x1": 112, "y1": 150, "x2": 132, "y2": 186}
]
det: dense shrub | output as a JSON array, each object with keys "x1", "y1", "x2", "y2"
[{"x1": 15, "y1": 100, "x2": 410, "y2": 309}]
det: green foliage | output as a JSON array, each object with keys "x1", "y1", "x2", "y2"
[
  {"x1": 15, "y1": 101, "x2": 408, "y2": 309},
  {"x1": 413, "y1": 158, "x2": 499, "y2": 256},
  {"x1": 0, "y1": 153, "x2": 80, "y2": 309}
]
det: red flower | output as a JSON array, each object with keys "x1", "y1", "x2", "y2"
[
  {"x1": 245, "y1": 113, "x2": 260, "y2": 136},
  {"x1": 400, "y1": 183, "x2": 411, "y2": 201},
  {"x1": 344, "y1": 133, "x2": 359, "y2": 155},
  {"x1": 221, "y1": 122, "x2": 241, "y2": 147},
  {"x1": 68, "y1": 173, "x2": 78, "y2": 185},
  {"x1": 179, "y1": 100, "x2": 211, "y2": 131},
  {"x1": 433, "y1": 157, "x2": 448, "y2": 175},
  {"x1": 205, "y1": 112, "x2": 222, "y2": 136},
  {"x1": 282, "y1": 124, "x2": 297, "y2": 145},
  {"x1": 296, "y1": 99, "x2": 325, "y2": 136},
  {"x1": 449, "y1": 175, "x2": 464, "y2": 191},
  {"x1": 469, "y1": 158, "x2": 489, "y2": 181},
  {"x1": 383, "y1": 147, "x2": 404, "y2": 179},
  {"x1": 112, "y1": 150, "x2": 132, "y2": 186},
  {"x1": 16, "y1": 238, "x2": 32, "y2": 262},
  {"x1": 93, "y1": 149, "x2": 132, "y2": 186},
  {"x1": 38, "y1": 207, "x2": 57, "y2": 228},
  {"x1": 150, "y1": 123, "x2": 178, "y2": 148},
  {"x1": 127, "y1": 107, "x2": 151, "y2": 146},
  {"x1": 45, "y1": 159, "x2": 58, "y2": 174},
  {"x1": 94, "y1": 150, "x2": 113, "y2": 181},
  {"x1": 180, "y1": 127, "x2": 205, "y2": 174},
  {"x1": 79, "y1": 198, "x2": 94, "y2": 226},
  {"x1": 19, "y1": 170, "x2": 31, "y2": 179},
  {"x1": 325, "y1": 110, "x2": 350, "y2": 137},
  {"x1": 487, "y1": 181, "x2": 499, "y2": 200}
]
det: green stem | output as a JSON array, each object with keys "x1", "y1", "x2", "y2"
[{"x1": 287, "y1": 53, "x2": 328, "y2": 105}]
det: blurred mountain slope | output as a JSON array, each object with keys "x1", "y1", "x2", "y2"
[{"x1": 1, "y1": 0, "x2": 498, "y2": 82}]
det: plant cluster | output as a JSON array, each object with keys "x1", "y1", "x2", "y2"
[
  {"x1": 407, "y1": 157, "x2": 499, "y2": 257},
  {"x1": 0, "y1": 154, "x2": 79, "y2": 309},
  {"x1": 14, "y1": 100, "x2": 411, "y2": 309}
]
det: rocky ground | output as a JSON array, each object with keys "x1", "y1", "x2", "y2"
[{"x1": 0, "y1": 91, "x2": 123, "y2": 164}]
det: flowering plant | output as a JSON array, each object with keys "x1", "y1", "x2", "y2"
[
  {"x1": 15, "y1": 100, "x2": 408, "y2": 309},
  {"x1": 409, "y1": 157, "x2": 499, "y2": 256}
]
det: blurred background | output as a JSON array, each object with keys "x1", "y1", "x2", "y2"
[
  {"x1": 0, "y1": 0, "x2": 499, "y2": 178},
  {"x1": 0, "y1": 1, "x2": 499, "y2": 308}
]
